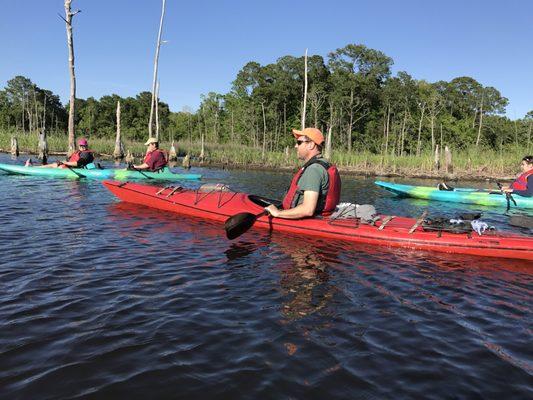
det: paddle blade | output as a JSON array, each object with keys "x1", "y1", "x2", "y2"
[
  {"x1": 225, "y1": 212, "x2": 258, "y2": 240},
  {"x1": 225, "y1": 211, "x2": 268, "y2": 240}
]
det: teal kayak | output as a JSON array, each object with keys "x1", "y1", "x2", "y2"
[
  {"x1": 0, "y1": 163, "x2": 201, "y2": 181},
  {"x1": 375, "y1": 180, "x2": 533, "y2": 209}
]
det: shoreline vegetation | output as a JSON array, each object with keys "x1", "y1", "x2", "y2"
[
  {"x1": 1, "y1": 43, "x2": 531, "y2": 184},
  {"x1": 0, "y1": 131, "x2": 522, "y2": 182}
]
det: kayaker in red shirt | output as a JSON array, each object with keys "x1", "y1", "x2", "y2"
[
  {"x1": 502, "y1": 155, "x2": 533, "y2": 197},
  {"x1": 131, "y1": 137, "x2": 168, "y2": 172},
  {"x1": 25, "y1": 138, "x2": 94, "y2": 168},
  {"x1": 265, "y1": 127, "x2": 341, "y2": 219}
]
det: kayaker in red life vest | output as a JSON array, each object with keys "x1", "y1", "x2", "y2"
[
  {"x1": 25, "y1": 138, "x2": 94, "y2": 168},
  {"x1": 265, "y1": 127, "x2": 341, "y2": 219},
  {"x1": 131, "y1": 137, "x2": 168, "y2": 172},
  {"x1": 502, "y1": 155, "x2": 533, "y2": 197}
]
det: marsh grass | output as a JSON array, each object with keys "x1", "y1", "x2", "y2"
[{"x1": 0, "y1": 130, "x2": 525, "y2": 178}]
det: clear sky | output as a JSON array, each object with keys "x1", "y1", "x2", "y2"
[{"x1": 1, "y1": 0, "x2": 531, "y2": 119}]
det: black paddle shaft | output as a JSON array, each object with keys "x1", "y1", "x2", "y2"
[
  {"x1": 61, "y1": 163, "x2": 84, "y2": 178},
  {"x1": 497, "y1": 182, "x2": 517, "y2": 210}
]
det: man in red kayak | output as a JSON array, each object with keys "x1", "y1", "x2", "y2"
[
  {"x1": 265, "y1": 127, "x2": 341, "y2": 219},
  {"x1": 131, "y1": 137, "x2": 167, "y2": 172},
  {"x1": 25, "y1": 138, "x2": 94, "y2": 168},
  {"x1": 502, "y1": 155, "x2": 533, "y2": 197}
]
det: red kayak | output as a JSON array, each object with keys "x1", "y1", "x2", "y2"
[{"x1": 102, "y1": 181, "x2": 533, "y2": 261}]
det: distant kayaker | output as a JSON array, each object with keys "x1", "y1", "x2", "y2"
[
  {"x1": 131, "y1": 137, "x2": 167, "y2": 172},
  {"x1": 265, "y1": 128, "x2": 341, "y2": 219},
  {"x1": 502, "y1": 155, "x2": 533, "y2": 197},
  {"x1": 25, "y1": 138, "x2": 94, "y2": 168}
]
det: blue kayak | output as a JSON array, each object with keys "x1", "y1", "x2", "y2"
[
  {"x1": 0, "y1": 163, "x2": 202, "y2": 181},
  {"x1": 375, "y1": 180, "x2": 533, "y2": 209}
]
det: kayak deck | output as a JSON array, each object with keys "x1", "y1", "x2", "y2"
[{"x1": 103, "y1": 181, "x2": 533, "y2": 261}]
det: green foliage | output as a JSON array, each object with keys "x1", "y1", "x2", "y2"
[{"x1": 0, "y1": 42, "x2": 529, "y2": 167}]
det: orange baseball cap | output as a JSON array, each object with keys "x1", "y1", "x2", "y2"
[{"x1": 292, "y1": 127, "x2": 324, "y2": 146}]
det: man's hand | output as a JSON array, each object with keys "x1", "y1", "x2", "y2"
[{"x1": 265, "y1": 204, "x2": 281, "y2": 218}]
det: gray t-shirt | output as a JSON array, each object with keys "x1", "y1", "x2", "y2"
[{"x1": 293, "y1": 157, "x2": 330, "y2": 211}]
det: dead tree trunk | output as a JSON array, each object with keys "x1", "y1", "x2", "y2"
[
  {"x1": 347, "y1": 90, "x2": 354, "y2": 152},
  {"x1": 199, "y1": 133, "x2": 205, "y2": 162},
  {"x1": 114, "y1": 101, "x2": 124, "y2": 160},
  {"x1": 384, "y1": 104, "x2": 391, "y2": 155},
  {"x1": 527, "y1": 121, "x2": 533, "y2": 153},
  {"x1": 182, "y1": 153, "x2": 191, "y2": 169},
  {"x1": 125, "y1": 150, "x2": 134, "y2": 164},
  {"x1": 301, "y1": 48, "x2": 308, "y2": 129},
  {"x1": 155, "y1": 80, "x2": 160, "y2": 141},
  {"x1": 38, "y1": 130, "x2": 48, "y2": 165},
  {"x1": 475, "y1": 91, "x2": 484, "y2": 147},
  {"x1": 10, "y1": 137, "x2": 19, "y2": 157},
  {"x1": 42, "y1": 94, "x2": 47, "y2": 131},
  {"x1": 444, "y1": 146, "x2": 453, "y2": 174},
  {"x1": 261, "y1": 102, "x2": 267, "y2": 160},
  {"x1": 168, "y1": 139, "x2": 177, "y2": 161},
  {"x1": 325, "y1": 101, "x2": 335, "y2": 160},
  {"x1": 149, "y1": 0, "x2": 166, "y2": 138},
  {"x1": 64, "y1": 0, "x2": 80, "y2": 156},
  {"x1": 434, "y1": 144, "x2": 440, "y2": 171}
]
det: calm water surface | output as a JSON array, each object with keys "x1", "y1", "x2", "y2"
[{"x1": 0, "y1": 154, "x2": 531, "y2": 399}]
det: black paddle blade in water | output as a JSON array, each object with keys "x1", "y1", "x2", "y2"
[{"x1": 224, "y1": 211, "x2": 267, "y2": 240}]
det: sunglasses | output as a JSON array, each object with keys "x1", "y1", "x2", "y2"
[{"x1": 296, "y1": 139, "x2": 310, "y2": 146}]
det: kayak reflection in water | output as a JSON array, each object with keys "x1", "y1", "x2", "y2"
[
  {"x1": 265, "y1": 128, "x2": 341, "y2": 219},
  {"x1": 130, "y1": 137, "x2": 168, "y2": 172},
  {"x1": 25, "y1": 138, "x2": 94, "y2": 168},
  {"x1": 502, "y1": 155, "x2": 533, "y2": 197}
]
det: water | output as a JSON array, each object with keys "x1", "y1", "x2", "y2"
[{"x1": 0, "y1": 154, "x2": 531, "y2": 399}]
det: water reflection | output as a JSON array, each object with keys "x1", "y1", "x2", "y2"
[{"x1": 271, "y1": 240, "x2": 335, "y2": 322}]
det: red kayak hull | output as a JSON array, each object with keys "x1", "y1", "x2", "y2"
[{"x1": 102, "y1": 181, "x2": 533, "y2": 261}]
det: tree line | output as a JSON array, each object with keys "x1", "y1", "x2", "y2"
[{"x1": 1, "y1": 43, "x2": 531, "y2": 155}]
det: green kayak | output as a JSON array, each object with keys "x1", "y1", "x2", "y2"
[
  {"x1": 375, "y1": 180, "x2": 533, "y2": 209},
  {"x1": 0, "y1": 163, "x2": 202, "y2": 181}
]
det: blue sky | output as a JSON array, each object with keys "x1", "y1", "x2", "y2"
[{"x1": 1, "y1": 0, "x2": 531, "y2": 119}]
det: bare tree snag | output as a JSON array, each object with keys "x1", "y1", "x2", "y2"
[
  {"x1": 445, "y1": 146, "x2": 453, "y2": 174},
  {"x1": 182, "y1": 153, "x2": 191, "y2": 169},
  {"x1": 301, "y1": 48, "x2": 308, "y2": 129},
  {"x1": 199, "y1": 133, "x2": 205, "y2": 162},
  {"x1": 125, "y1": 150, "x2": 134, "y2": 164},
  {"x1": 10, "y1": 137, "x2": 19, "y2": 157},
  {"x1": 168, "y1": 141, "x2": 177, "y2": 161},
  {"x1": 63, "y1": 0, "x2": 80, "y2": 156},
  {"x1": 261, "y1": 101, "x2": 267, "y2": 160},
  {"x1": 149, "y1": 0, "x2": 166, "y2": 138},
  {"x1": 114, "y1": 101, "x2": 124, "y2": 160},
  {"x1": 38, "y1": 130, "x2": 48, "y2": 164},
  {"x1": 475, "y1": 90, "x2": 484, "y2": 147},
  {"x1": 155, "y1": 80, "x2": 160, "y2": 141},
  {"x1": 416, "y1": 102, "x2": 425, "y2": 156},
  {"x1": 434, "y1": 144, "x2": 440, "y2": 171}
]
